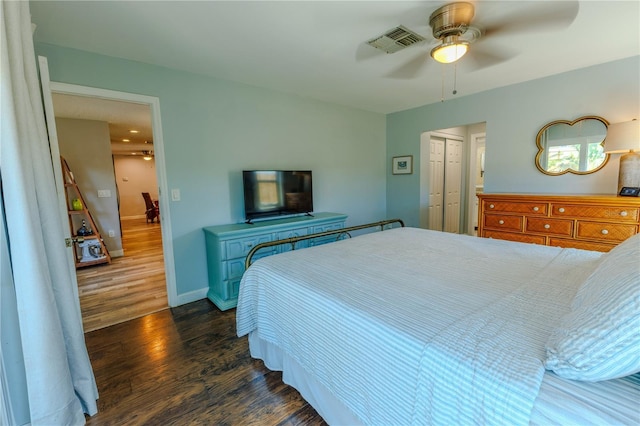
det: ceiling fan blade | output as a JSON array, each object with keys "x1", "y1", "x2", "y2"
[
  {"x1": 463, "y1": 45, "x2": 517, "y2": 72},
  {"x1": 384, "y1": 52, "x2": 429, "y2": 79},
  {"x1": 396, "y1": 5, "x2": 433, "y2": 35},
  {"x1": 479, "y1": 1, "x2": 579, "y2": 38}
]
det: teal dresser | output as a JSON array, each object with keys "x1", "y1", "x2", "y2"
[{"x1": 203, "y1": 212, "x2": 348, "y2": 310}]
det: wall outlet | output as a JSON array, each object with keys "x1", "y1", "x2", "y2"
[
  {"x1": 97, "y1": 189, "x2": 111, "y2": 198},
  {"x1": 108, "y1": 230, "x2": 115, "y2": 237}
]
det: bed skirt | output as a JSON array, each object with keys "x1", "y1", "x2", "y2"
[{"x1": 249, "y1": 332, "x2": 363, "y2": 425}]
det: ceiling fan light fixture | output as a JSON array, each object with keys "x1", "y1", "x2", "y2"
[{"x1": 431, "y1": 36, "x2": 469, "y2": 64}]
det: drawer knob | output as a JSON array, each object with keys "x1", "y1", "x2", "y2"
[
  {"x1": 489, "y1": 204, "x2": 495, "y2": 209},
  {"x1": 533, "y1": 206, "x2": 539, "y2": 212},
  {"x1": 544, "y1": 224, "x2": 551, "y2": 229},
  {"x1": 498, "y1": 220, "x2": 504, "y2": 225},
  {"x1": 620, "y1": 211, "x2": 628, "y2": 217},
  {"x1": 558, "y1": 207, "x2": 565, "y2": 213},
  {"x1": 601, "y1": 229, "x2": 609, "y2": 235}
]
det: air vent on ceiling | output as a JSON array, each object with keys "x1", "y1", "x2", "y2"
[{"x1": 367, "y1": 25, "x2": 426, "y2": 53}]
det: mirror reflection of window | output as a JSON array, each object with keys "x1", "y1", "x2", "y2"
[
  {"x1": 535, "y1": 116, "x2": 609, "y2": 175},
  {"x1": 547, "y1": 144, "x2": 580, "y2": 172},
  {"x1": 546, "y1": 143, "x2": 606, "y2": 173}
]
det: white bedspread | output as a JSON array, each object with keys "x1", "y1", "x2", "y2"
[{"x1": 236, "y1": 227, "x2": 602, "y2": 425}]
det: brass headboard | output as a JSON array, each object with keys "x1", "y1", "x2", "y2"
[{"x1": 245, "y1": 218, "x2": 405, "y2": 270}]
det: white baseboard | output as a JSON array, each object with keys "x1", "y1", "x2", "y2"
[
  {"x1": 110, "y1": 249, "x2": 124, "y2": 258},
  {"x1": 121, "y1": 214, "x2": 147, "y2": 220},
  {"x1": 174, "y1": 287, "x2": 209, "y2": 307}
]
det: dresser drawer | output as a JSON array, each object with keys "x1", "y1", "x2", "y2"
[
  {"x1": 548, "y1": 237, "x2": 615, "y2": 252},
  {"x1": 224, "y1": 246, "x2": 277, "y2": 280},
  {"x1": 227, "y1": 258, "x2": 245, "y2": 280},
  {"x1": 526, "y1": 217, "x2": 573, "y2": 236},
  {"x1": 484, "y1": 230, "x2": 546, "y2": 245},
  {"x1": 575, "y1": 221, "x2": 638, "y2": 242},
  {"x1": 309, "y1": 222, "x2": 346, "y2": 246},
  {"x1": 278, "y1": 227, "x2": 309, "y2": 252},
  {"x1": 483, "y1": 214, "x2": 523, "y2": 232},
  {"x1": 552, "y1": 204, "x2": 639, "y2": 222},
  {"x1": 225, "y1": 233, "x2": 273, "y2": 259},
  {"x1": 278, "y1": 227, "x2": 308, "y2": 239},
  {"x1": 483, "y1": 200, "x2": 547, "y2": 215},
  {"x1": 313, "y1": 222, "x2": 345, "y2": 233},
  {"x1": 220, "y1": 278, "x2": 241, "y2": 300}
]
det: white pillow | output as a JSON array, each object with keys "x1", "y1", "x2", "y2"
[{"x1": 545, "y1": 233, "x2": 640, "y2": 381}]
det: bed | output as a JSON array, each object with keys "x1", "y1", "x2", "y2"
[{"x1": 236, "y1": 225, "x2": 640, "y2": 425}]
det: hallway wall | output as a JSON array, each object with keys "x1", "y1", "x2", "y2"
[{"x1": 114, "y1": 156, "x2": 159, "y2": 219}]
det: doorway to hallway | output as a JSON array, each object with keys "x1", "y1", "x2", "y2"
[{"x1": 76, "y1": 217, "x2": 167, "y2": 332}]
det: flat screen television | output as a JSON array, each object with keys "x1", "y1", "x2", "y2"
[{"x1": 242, "y1": 170, "x2": 313, "y2": 223}]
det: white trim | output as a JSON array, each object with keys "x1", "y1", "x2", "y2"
[
  {"x1": 468, "y1": 132, "x2": 486, "y2": 236},
  {"x1": 420, "y1": 131, "x2": 465, "y2": 232},
  {"x1": 37, "y1": 57, "x2": 80, "y2": 299},
  {"x1": 120, "y1": 215, "x2": 147, "y2": 220},
  {"x1": 176, "y1": 287, "x2": 209, "y2": 307},
  {"x1": 109, "y1": 249, "x2": 124, "y2": 258},
  {"x1": 47, "y1": 82, "x2": 179, "y2": 307},
  {"x1": 429, "y1": 130, "x2": 464, "y2": 142}
]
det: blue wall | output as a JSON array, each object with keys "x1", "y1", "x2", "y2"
[
  {"x1": 387, "y1": 56, "x2": 640, "y2": 227},
  {"x1": 36, "y1": 43, "x2": 387, "y2": 303},
  {"x1": 36, "y1": 41, "x2": 639, "y2": 302}
]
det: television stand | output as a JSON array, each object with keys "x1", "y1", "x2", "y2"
[{"x1": 203, "y1": 212, "x2": 347, "y2": 310}]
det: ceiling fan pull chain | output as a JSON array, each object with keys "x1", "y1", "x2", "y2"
[
  {"x1": 453, "y1": 62, "x2": 458, "y2": 95},
  {"x1": 441, "y1": 63, "x2": 445, "y2": 102}
]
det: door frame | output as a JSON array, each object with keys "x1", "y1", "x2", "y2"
[
  {"x1": 421, "y1": 130, "x2": 464, "y2": 232},
  {"x1": 39, "y1": 66, "x2": 178, "y2": 306},
  {"x1": 467, "y1": 132, "x2": 486, "y2": 235}
]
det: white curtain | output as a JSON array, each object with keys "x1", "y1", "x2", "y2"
[{"x1": 1, "y1": 1, "x2": 98, "y2": 424}]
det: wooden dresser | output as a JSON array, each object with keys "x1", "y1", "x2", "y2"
[{"x1": 477, "y1": 194, "x2": 640, "y2": 252}]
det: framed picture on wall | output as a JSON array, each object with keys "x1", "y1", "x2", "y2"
[{"x1": 392, "y1": 155, "x2": 413, "y2": 175}]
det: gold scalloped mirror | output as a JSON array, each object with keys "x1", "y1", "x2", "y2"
[{"x1": 535, "y1": 116, "x2": 609, "y2": 175}]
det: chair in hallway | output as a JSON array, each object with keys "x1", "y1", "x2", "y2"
[{"x1": 142, "y1": 192, "x2": 159, "y2": 223}]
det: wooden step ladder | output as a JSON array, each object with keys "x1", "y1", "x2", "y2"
[{"x1": 61, "y1": 157, "x2": 111, "y2": 268}]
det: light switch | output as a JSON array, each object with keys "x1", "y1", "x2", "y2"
[
  {"x1": 171, "y1": 189, "x2": 181, "y2": 201},
  {"x1": 97, "y1": 189, "x2": 111, "y2": 198}
]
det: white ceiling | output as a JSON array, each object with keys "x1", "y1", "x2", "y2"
[
  {"x1": 52, "y1": 93, "x2": 154, "y2": 155},
  {"x1": 32, "y1": 1, "x2": 639, "y2": 118}
]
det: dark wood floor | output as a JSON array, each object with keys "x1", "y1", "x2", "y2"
[{"x1": 84, "y1": 299, "x2": 327, "y2": 425}]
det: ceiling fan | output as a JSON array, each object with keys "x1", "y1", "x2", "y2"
[
  {"x1": 427, "y1": 2, "x2": 476, "y2": 64},
  {"x1": 362, "y1": 1, "x2": 579, "y2": 79}
]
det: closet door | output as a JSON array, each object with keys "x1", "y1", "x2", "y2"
[
  {"x1": 427, "y1": 135, "x2": 463, "y2": 233},
  {"x1": 444, "y1": 139, "x2": 463, "y2": 233},
  {"x1": 428, "y1": 136, "x2": 445, "y2": 231}
]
